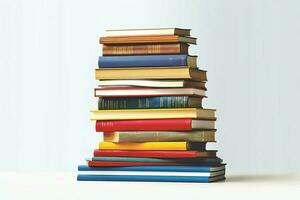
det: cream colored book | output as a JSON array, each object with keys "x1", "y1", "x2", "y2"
[
  {"x1": 106, "y1": 28, "x2": 190, "y2": 37},
  {"x1": 90, "y1": 108, "x2": 216, "y2": 121},
  {"x1": 104, "y1": 130, "x2": 216, "y2": 142}
]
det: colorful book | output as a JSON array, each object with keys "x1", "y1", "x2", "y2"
[
  {"x1": 95, "y1": 119, "x2": 215, "y2": 132},
  {"x1": 100, "y1": 35, "x2": 197, "y2": 45},
  {"x1": 98, "y1": 141, "x2": 206, "y2": 151},
  {"x1": 98, "y1": 55, "x2": 197, "y2": 68},
  {"x1": 93, "y1": 150, "x2": 217, "y2": 158},
  {"x1": 105, "y1": 28, "x2": 191, "y2": 37},
  {"x1": 98, "y1": 96, "x2": 203, "y2": 110},
  {"x1": 89, "y1": 157, "x2": 222, "y2": 163},
  {"x1": 103, "y1": 130, "x2": 215, "y2": 142},
  {"x1": 78, "y1": 165, "x2": 225, "y2": 172},
  {"x1": 90, "y1": 108, "x2": 216, "y2": 121},
  {"x1": 94, "y1": 88, "x2": 205, "y2": 98},
  {"x1": 95, "y1": 67, "x2": 207, "y2": 81},
  {"x1": 98, "y1": 79, "x2": 206, "y2": 89},
  {"x1": 102, "y1": 43, "x2": 189, "y2": 55}
]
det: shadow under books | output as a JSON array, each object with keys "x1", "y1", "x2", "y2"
[{"x1": 226, "y1": 173, "x2": 294, "y2": 182}]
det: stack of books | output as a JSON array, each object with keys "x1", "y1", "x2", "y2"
[{"x1": 77, "y1": 28, "x2": 226, "y2": 183}]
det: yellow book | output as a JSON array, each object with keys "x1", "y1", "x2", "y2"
[
  {"x1": 98, "y1": 141, "x2": 206, "y2": 151},
  {"x1": 95, "y1": 67, "x2": 207, "y2": 81},
  {"x1": 90, "y1": 108, "x2": 216, "y2": 121}
]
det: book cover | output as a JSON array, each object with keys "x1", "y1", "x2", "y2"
[
  {"x1": 105, "y1": 28, "x2": 191, "y2": 37},
  {"x1": 103, "y1": 130, "x2": 215, "y2": 142},
  {"x1": 90, "y1": 108, "x2": 216, "y2": 121},
  {"x1": 97, "y1": 96, "x2": 202, "y2": 110},
  {"x1": 98, "y1": 55, "x2": 196, "y2": 68},
  {"x1": 95, "y1": 119, "x2": 215, "y2": 132},
  {"x1": 77, "y1": 174, "x2": 225, "y2": 183},
  {"x1": 103, "y1": 43, "x2": 188, "y2": 55},
  {"x1": 93, "y1": 150, "x2": 217, "y2": 158},
  {"x1": 98, "y1": 141, "x2": 206, "y2": 151}
]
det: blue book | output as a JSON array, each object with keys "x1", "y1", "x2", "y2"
[
  {"x1": 98, "y1": 96, "x2": 202, "y2": 110},
  {"x1": 78, "y1": 165, "x2": 225, "y2": 172},
  {"x1": 77, "y1": 174, "x2": 225, "y2": 183},
  {"x1": 98, "y1": 55, "x2": 197, "y2": 68}
]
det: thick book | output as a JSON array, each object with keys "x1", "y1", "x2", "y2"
[
  {"x1": 95, "y1": 67, "x2": 207, "y2": 81},
  {"x1": 89, "y1": 157, "x2": 222, "y2": 164},
  {"x1": 98, "y1": 96, "x2": 203, "y2": 110},
  {"x1": 98, "y1": 55, "x2": 197, "y2": 68},
  {"x1": 100, "y1": 35, "x2": 197, "y2": 45},
  {"x1": 90, "y1": 108, "x2": 216, "y2": 121},
  {"x1": 98, "y1": 80, "x2": 206, "y2": 89},
  {"x1": 98, "y1": 141, "x2": 206, "y2": 151},
  {"x1": 105, "y1": 28, "x2": 191, "y2": 37},
  {"x1": 102, "y1": 43, "x2": 189, "y2": 55},
  {"x1": 95, "y1": 119, "x2": 215, "y2": 132},
  {"x1": 78, "y1": 165, "x2": 225, "y2": 172},
  {"x1": 93, "y1": 150, "x2": 217, "y2": 158},
  {"x1": 77, "y1": 174, "x2": 225, "y2": 183},
  {"x1": 103, "y1": 130, "x2": 215, "y2": 142},
  {"x1": 94, "y1": 88, "x2": 205, "y2": 98}
]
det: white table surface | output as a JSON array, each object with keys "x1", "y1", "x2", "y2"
[{"x1": 0, "y1": 172, "x2": 299, "y2": 200}]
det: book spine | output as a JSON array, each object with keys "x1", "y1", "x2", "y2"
[
  {"x1": 93, "y1": 150, "x2": 199, "y2": 158},
  {"x1": 87, "y1": 161, "x2": 181, "y2": 167},
  {"x1": 104, "y1": 131, "x2": 215, "y2": 142},
  {"x1": 102, "y1": 44, "x2": 186, "y2": 55},
  {"x1": 95, "y1": 119, "x2": 192, "y2": 132},
  {"x1": 98, "y1": 96, "x2": 189, "y2": 110},
  {"x1": 98, "y1": 55, "x2": 187, "y2": 68}
]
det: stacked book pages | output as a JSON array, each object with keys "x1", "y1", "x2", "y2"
[{"x1": 77, "y1": 28, "x2": 226, "y2": 183}]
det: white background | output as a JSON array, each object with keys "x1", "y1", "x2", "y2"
[{"x1": 0, "y1": 0, "x2": 299, "y2": 174}]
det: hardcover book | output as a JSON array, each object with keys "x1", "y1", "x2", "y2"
[
  {"x1": 100, "y1": 35, "x2": 197, "y2": 45},
  {"x1": 94, "y1": 88, "x2": 206, "y2": 98},
  {"x1": 105, "y1": 28, "x2": 191, "y2": 37},
  {"x1": 98, "y1": 141, "x2": 207, "y2": 151},
  {"x1": 103, "y1": 130, "x2": 215, "y2": 142},
  {"x1": 90, "y1": 108, "x2": 216, "y2": 121},
  {"x1": 95, "y1": 119, "x2": 215, "y2": 132},
  {"x1": 95, "y1": 67, "x2": 207, "y2": 81},
  {"x1": 98, "y1": 79, "x2": 206, "y2": 89},
  {"x1": 93, "y1": 149, "x2": 217, "y2": 158},
  {"x1": 98, "y1": 55, "x2": 197, "y2": 68},
  {"x1": 97, "y1": 96, "x2": 203, "y2": 109},
  {"x1": 102, "y1": 43, "x2": 189, "y2": 55}
]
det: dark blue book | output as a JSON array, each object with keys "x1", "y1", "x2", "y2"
[
  {"x1": 77, "y1": 174, "x2": 225, "y2": 183},
  {"x1": 98, "y1": 55, "x2": 197, "y2": 68},
  {"x1": 98, "y1": 96, "x2": 202, "y2": 110}
]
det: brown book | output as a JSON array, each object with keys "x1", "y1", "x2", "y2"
[
  {"x1": 102, "y1": 43, "x2": 189, "y2": 55},
  {"x1": 95, "y1": 67, "x2": 207, "y2": 81},
  {"x1": 103, "y1": 130, "x2": 216, "y2": 143},
  {"x1": 100, "y1": 35, "x2": 197, "y2": 45}
]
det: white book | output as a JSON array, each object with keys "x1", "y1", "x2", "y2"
[{"x1": 106, "y1": 28, "x2": 190, "y2": 37}]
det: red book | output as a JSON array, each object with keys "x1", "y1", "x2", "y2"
[
  {"x1": 88, "y1": 161, "x2": 180, "y2": 167},
  {"x1": 93, "y1": 150, "x2": 216, "y2": 158},
  {"x1": 95, "y1": 118, "x2": 212, "y2": 132}
]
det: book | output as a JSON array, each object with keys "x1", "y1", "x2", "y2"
[
  {"x1": 90, "y1": 108, "x2": 216, "y2": 121},
  {"x1": 89, "y1": 157, "x2": 222, "y2": 163},
  {"x1": 94, "y1": 88, "x2": 206, "y2": 98},
  {"x1": 98, "y1": 55, "x2": 197, "y2": 68},
  {"x1": 95, "y1": 119, "x2": 215, "y2": 132},
  {"x1": 98, "y1": 141, "x2": 206, "y2": 151},
  {"x1": 93, "y1": 150, "x2": 217, "y2": 158},
  {"x1": 98, "y1": 96, "x2": 203, "y2": 110},
  {"x1": 103, "y1": 130, "x2": 215, "y2": 142},
  {"x1": 95, "y1": 67, "x2": 207, "y2": 81},
  {"x1": 102, "y1": 43, "x2": 189, "y2": 56},
  {"x1": 98, "y1": 80, "x2": 206, "y2": 89},
  {"x1": 100, "y1": 35, "x2": 197, "y2": 45},
  {"x1": 105, "y1": 28, "x2": 191, "y2": 37},
  {"x1": 78, "y1": 165, "x2": 225, "y2": 172},
  {"x1": 77, "y1": 174, "x2": 225, "y2": 183}
]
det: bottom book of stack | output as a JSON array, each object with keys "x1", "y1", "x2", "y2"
[{"x1": 77, "y1": 164, "x2": 226, "y2": 183}]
